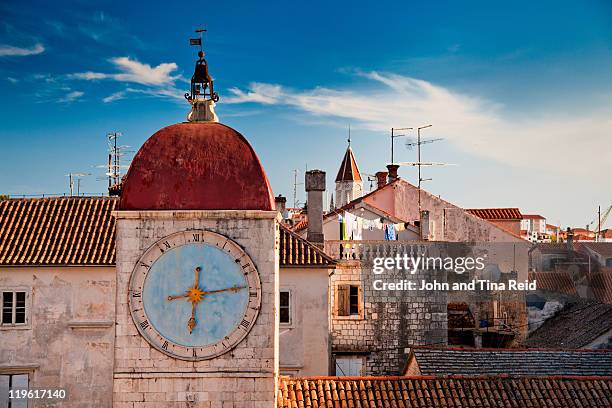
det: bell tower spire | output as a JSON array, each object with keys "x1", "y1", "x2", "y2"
[
  {"x1": 185, "y1": 27, "x2": 219, "y2": 122},
  {"x1": 335, "y1": 130, "x2": 363, "y2": 208}
]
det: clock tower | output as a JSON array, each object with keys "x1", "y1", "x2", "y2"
[{"x1": 113, "y1": 36, "x2": 279, "y2": 406}]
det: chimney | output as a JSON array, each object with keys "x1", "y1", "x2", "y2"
[
  {"x1": 387, "y1": 164, "x2": 399, "y2": 183},
  {"x1": 275, "y1": 195, "x2": 287, "y2": 220},
  {"x1": 566, "y1": 227, "x2": 574, "y2": 252},
  {"x1": 375, "y1": 171, "x2": 388, "y2": 189},
  {"x1": 305, "y1": 170, "x2": 326, "y2": 246},
  {"x1": 420, "y1": 210, "x2": 430, "y2": 240}
]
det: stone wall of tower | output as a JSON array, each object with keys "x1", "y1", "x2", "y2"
[
  {"x1": 335, "y1": 180, "x2": 364, "y2": 209},
  {"x1": 113, "y1": 210, "x2": 279, "y2": 408}
]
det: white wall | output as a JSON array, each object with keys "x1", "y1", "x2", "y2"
[
  {"x1": 279, "y1": 267, "x2": 331, "y2": 376},
  {"x1": 0, "y1": 266, "x2": 116, "y2": 407}
]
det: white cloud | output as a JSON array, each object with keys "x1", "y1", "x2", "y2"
[
  {"x1": 58, "y1": 90, "x2": 84, "y2": 103},
  {"x1": 0, "y1": 43, "x2": 45, "y2": 57},
  {"x1": 6, "y1": 77, "x2": 18, "y2": 84},
  {"x1": 70, "y1": 71, "x2": 108, "y2": 80},
  {"x1": 225, "y1": 83, "x2": 283, "y2": 104},
  {"x1": 102, "y1": 90, "x2": 126, "y2": 103},
  {"x1": 226, "y1": 72, "x2": 612, "y2": 178},
  {"x1": 70, "y1": 57, "x2": 178, "y2": 86}
]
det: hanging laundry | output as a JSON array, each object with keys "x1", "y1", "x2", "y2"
[
  {"x1": 344, "y1": 212, "x2": 357, "y2": 240},
  {"x1": 384, "y1": 224, "x2": 396, "y2": 241}
]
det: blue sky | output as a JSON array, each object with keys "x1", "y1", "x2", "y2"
[{"x1": 1, "y1": 0, "x2": 611, "y2": 227}]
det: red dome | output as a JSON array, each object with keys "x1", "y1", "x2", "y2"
[{"x1": 119, "y1": 122, "x2": 275, "y2": 211}]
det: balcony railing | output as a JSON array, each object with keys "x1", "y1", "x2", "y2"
[{"x1": 324, "y1": 240, "x2": 432, "y2": 261}]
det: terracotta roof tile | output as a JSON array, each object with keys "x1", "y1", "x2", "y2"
[
  {"x1": 523, "y1": 214, "x2": 546, "y2": 220},
  {"x1": 529, "y1": 271, "x2": 578, "y2": 296},
  {"x1": 0, "y1": 197, "x2": 334, "y2": 268},
  {"x1": 579, "y1": 242, "x2": 612, "y2": 258},
  {"x1": 0, "y1": 197, "x2": 116, "y2": 266},
  {"x1": 590, "y1": 271, "x2": 612, "y2": 304},
  {"x1": 466, "y1": 208, "x2": 523, "y2": 220},
  {"x1": 406, "y1": 347, "x2": 612, "y2": 377},
  {"x1": 525, "y1": 299, "x2": 612, "y2": 349},
  {"x1": 277, "y1": 376, "x2": 612, "y2": 407},
  {"x1": 279, "y1": 224, "x2": 335, "y2": 268}
]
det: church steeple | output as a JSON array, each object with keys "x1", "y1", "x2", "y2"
[{"x1": 335, "y1": 130, "x2": 364, "y2": 208}]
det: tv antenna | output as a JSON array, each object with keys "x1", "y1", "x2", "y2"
[
  {"x1": 292, "y1": 169, "x2": 304, "y2": 209},
  {"x1": 397, "y1": 125, "x2": 451, "y2": 212},
  {"x1": 65, "y1": 172, "x2": 91, "y2": 196},
  {"x1": 390, "y1": 127, "x2": 413, "y2": 164},
  {"x1": 94, "y1": 132, "x2": 132, "y2": 192}
]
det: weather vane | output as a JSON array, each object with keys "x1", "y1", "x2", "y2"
[{"x1": 185, "y1": 27, "x2": 219, "y2": 103}]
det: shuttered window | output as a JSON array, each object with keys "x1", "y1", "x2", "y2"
[{"x1": 337, "y1": 284, "x2": 360, "y2": 317}]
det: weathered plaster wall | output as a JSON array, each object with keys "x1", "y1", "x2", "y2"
[
  {"x1": 363, "y1": 181, "x2": 527, "y2": 244},
  {"x1": 114, "y1": 210, "x2": 278, "y2": 407},
  {"x1": 279, "y1": 267, "x2": 330, "y2": 376},
  {"x1": 0, "y1": 266, "x2": 115, "y2": 407},
  {"x1": 330, "y1": 261, "x2": 447, "y2": 376}
]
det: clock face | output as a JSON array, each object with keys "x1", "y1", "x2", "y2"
[{"x1": 128, "y1": 230, "x2": 262, "y2": 361}]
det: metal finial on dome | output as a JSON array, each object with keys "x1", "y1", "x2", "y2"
[{"x1": 185, "y1": 27, "x2": 219, "y2": 122}]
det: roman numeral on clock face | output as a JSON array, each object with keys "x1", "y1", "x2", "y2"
[
  {"x1": 240, "y1": 319, "x2": 250, "y2": 329},
  {"x1": 132, "y1": 291, "x2": 141, "y2": 297},
  {"x1": 162, "y1": 341, "x2": 168, "y2": 350},
  {"x1": 140, "y1": 320, "x2": 149, "y2": 330},
  {"x1": 192, "y1": 233, "x2": 200, "y2": 242}
]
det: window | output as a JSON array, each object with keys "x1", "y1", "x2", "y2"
[
  {"x1": 0, "y1": 373, "x2": 28, "y2": 408},
  {"x1": 279, "y1": 290, "x2": 291, "y2": 324},
  {"x1": 606, "y1": 258, "x2": 612, "y2": 267},
  {"x1": 1, "y1": 291, "x2": 27, "y2": 326},
  {"x1": 335, "y1": 356, "x2": 363, "y2": 376},
  {"x1": 337, "y1": 284, "x2": 360, "y2": 317}
]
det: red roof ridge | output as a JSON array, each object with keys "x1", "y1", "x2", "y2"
[
  {"x1": 281, "y1": 374, "x2": 612, "y2": 380},
  {"x1": 405, "y1": 345, "x2": 612, "y2": 353}
]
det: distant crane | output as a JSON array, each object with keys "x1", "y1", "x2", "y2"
[{"x1": 589, "y1": 204, "x2": 612, "y2": 241}]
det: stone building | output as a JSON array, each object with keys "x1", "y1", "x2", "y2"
[
  {"x1": 0, "y1": 192, "x2": 335, "y2": 406},
  {"x1": 302, "y1": 150, "x2": 530, "y2": 375},
  {"x1": 0, "y1": 197, "x2": 117, "y2": 407}
]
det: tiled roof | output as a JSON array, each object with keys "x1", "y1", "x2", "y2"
[
  {"x1": 580, "y1": 242, "x2": 612, "y2": 258},
  {"x1": 277, "y1": 376, "x2": 612, "y2": 407},
  {"x1": 591, "y1": 271, "x2": 612, "y2": 304},
  {"x1": 279, "y1": 224, "x2": 335, "y2": 267},
  {"x1": 292, "y1": 219, "x2": 308, "y2": 232},
  {"x1": 335, "y1": 146, "x2": 362, "y2": 182},
  {"x1": 529, "y1": 271, "x2": 578, "y2": 296},
  {"x1": 532, "y1": 242, "x2": 572, "y2": 254},
  {"x1": 0, "y1": 197, "x2": 116, "y2": 266},
  {"x1": 0, "y1": 197, "x2": 334, "y2": 268},
  {"x1": 525, "y1": 299, "x2": 612, "y2": 349},
  {"x1": 466, "y1": 208, "x2": 523, "y2": 220},
  {"x1": 523, "y1": 214, "x2": 546, "y2": 220},
  {"x1": 405, "y1": 347, "x2": 612, "y2": 377}
]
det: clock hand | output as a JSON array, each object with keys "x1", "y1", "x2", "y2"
[
  {"x1": 167, "y1": 294, "x2": 189, "y2": 301},
  {"x1": 187, "y1": 301, "x2": 196, "y2": 334},
  {"x1": 200, "y1": 285, "x2": 247, "y2": 295},
  {"x1": 194, "y1": 266, "x2": 201, "y2": 287}
]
